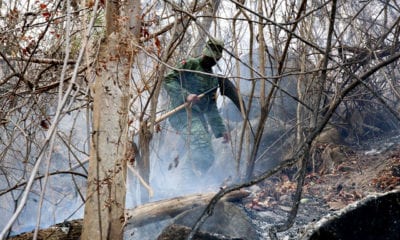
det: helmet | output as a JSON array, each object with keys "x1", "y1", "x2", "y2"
[{"x1": 202, "y1": 38, "x2": 224, "y2": 60}]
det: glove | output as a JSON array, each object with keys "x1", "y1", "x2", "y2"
[{"x1": 222, "y1": 132, "x2": 231, "y2": 143}]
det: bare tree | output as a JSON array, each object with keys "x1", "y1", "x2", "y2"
[{"x1": 80, "y1": 0, "x2": 140, "y2": 239}]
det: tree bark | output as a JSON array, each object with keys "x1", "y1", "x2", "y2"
[
  {"x1": 81, "y1": 31, "x2": 131, "y2": 240},
  {"x1": 81, "y1": 0, "x2": 140, "y2": 239}
]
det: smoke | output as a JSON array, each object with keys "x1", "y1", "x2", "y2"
[
  {"x1": 126, "y1": 100, "x2": 243, "y2": 207},
  {"x1": 0, "y1": 110, "x2": 88, "y2": 235}
]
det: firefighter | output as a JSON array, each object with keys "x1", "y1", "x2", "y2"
[{"x1": 163, "y1": 38, "x2": 230, "y2": 179}]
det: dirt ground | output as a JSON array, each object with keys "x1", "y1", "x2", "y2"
[{"x1": 243, "y1": 136, "x2": 400, "y2": 238}]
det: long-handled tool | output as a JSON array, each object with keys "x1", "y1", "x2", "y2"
[
  {"x1": 150, "y1": 78, "x2": 255, "y2": 138},
  {"x1": 151, "y1": 85, "x2": 219, "y2": 127}
]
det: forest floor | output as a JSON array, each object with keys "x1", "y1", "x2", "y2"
[
  {"x1": 7, "y1": 135, "x2": 400, "y2": 240},
  {"x1": 243, "y1": 134, "x2": 400, "y2": 239}
]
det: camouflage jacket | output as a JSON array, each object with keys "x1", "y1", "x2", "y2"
[{"x1": 163, "y1": 57, "x2": 226, "y2": 138}]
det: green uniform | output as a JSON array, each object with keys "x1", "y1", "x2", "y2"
[{"x1": 163, "y1": 57, "x2": 227, "y2": 175}]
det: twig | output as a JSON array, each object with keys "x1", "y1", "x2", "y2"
[
  {"x1": 269, "y1": 150, "x2": 310, "y2": 239},
  {"x1": 6, "y1": 56, "x2": 76, "y2": 65},
  {"x1": 0, "y1": 171, "x2": 87, "y2": 197},
  {"x1": 127, "y1": 164, "x2": 154, "y2": 198}
]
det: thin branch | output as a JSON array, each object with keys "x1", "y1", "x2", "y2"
[
  {"x1": 7, "y1": 57, "x2": 77, "y2": 65},
  {"x1": 0, "y1": 171, "x2": 87, "y2": 197}
]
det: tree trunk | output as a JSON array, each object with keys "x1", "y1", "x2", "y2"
[
  {"x1": 81, "y1": 0, "x2": 140, "y2": 239},
  {"x1": 81, "y1": 32, "x2": 131, "y2": 240}
]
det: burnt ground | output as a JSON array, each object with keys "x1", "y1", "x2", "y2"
[
  {"x1": 7, "y1": 135, "x2": 400, "y2": 240},
  {"x1": 242, "y1": 135, "x2": 400, "y2": 239}
]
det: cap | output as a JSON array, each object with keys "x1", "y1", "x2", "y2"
[{"x1": 202, "y1": 38, "x2": 224, "y2": 60}]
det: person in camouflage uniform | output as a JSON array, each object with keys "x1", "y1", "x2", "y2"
[{"x1": 163, "y1": 38, "x2": 230, "y2": 179}]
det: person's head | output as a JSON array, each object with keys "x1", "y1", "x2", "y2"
[{"x1": 201, "y1": 38, "x2": 224, "y2": 68}]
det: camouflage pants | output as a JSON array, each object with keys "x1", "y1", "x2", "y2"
[{"x1": 169, "y1": 111, "x2": 214, "y2": 176}]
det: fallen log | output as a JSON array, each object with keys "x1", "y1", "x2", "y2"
[
  {"x1": 125, "y1": 189, "x2": 250, "y2": 228},
  {"x1": 8, "y1": 219, "x2": 83, "y2": 240},
  {"x1": 300, "y1": 189, "x2": 400, "y2": 240}
]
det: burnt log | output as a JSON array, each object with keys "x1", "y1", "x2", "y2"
[
  {"x1": 8, "y1": 219, "x2": 82, "y2": 240},
  {"x1": 125, "y1": 190, "x2": 250, "y2": 228},
  {"x1": 301, "y1": 189, "x2": 400, "y2": 240}
]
